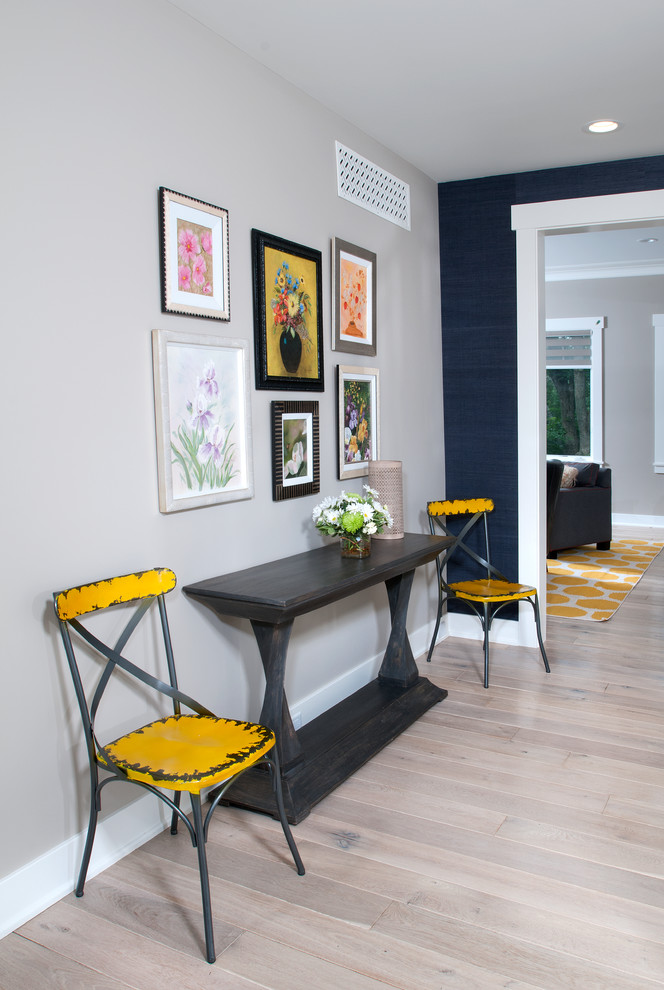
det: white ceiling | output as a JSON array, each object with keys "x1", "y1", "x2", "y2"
[
  {"x1": 545, "y1": 224, "x2": 664, "y2": 278},
  {"x1": 167, "y1": 0, "x2": 664, "y2": 183}
]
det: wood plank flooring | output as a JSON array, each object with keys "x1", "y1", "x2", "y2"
[{"x1": 4, "y1": 527, "x2": 663, "y2": 988}]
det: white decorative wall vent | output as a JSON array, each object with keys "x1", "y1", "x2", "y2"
[{"x1": 336, "y1": 142, "x2": 411, "y2": 230}]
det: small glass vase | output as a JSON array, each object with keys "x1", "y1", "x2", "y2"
[{"x1": 340, "y1": 533, "x2": 371, "y2": 558}]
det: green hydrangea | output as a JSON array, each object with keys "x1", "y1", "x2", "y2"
[{"x1": 341, "y1": 510, "x2": 364, "y2": 534}]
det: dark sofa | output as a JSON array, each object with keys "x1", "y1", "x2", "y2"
[{"x1": 547, "y1": 459, "x2": 612, "y2": 558}]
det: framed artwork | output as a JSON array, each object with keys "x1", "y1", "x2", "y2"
[
  {"x1": 252, "y1": 229, "x2": 324, "y2": 391},
  {"x1": 151, "y1": 329, "x2": 253, "y2": 512},
  {"x1": 337, "y1": 365, "x2": 380, "y2": 480},
  {"x1": 159, "y1": 187, "x2": 230, "y2": 321},
  {"x1": 332, "y1": 237, "x2": 376, "y2": 355},
  {"x1": 271, "y1": 400, "x2": 320, "y2": 501}
]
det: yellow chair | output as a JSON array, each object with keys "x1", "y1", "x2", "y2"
[
  {"x1": 427, "y1": 500, "x2": 550, "y2": 688},
  {"x1": 53, "y1": 567, "x2": 304, "y2": 964}
]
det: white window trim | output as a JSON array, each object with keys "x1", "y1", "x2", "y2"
[
  {"x1": 654, "y1": 314, "x2": 664, "y2": 473},
  {"x1": 545, "y1": 316, "x2": 605, "y2": 464}
]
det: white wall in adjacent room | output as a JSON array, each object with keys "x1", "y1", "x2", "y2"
[{"x1": 546, "y1": 275, "x2": 664, "y2": 518}]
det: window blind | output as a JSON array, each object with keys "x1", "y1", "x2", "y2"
[{"x1": 546, "y1": 332, "x2": 592, "y2": 367}]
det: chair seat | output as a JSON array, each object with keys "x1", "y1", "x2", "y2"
[
  {"x1": 99, "y1": 714, "x2": 275, "y2": 793},
  {"x1": 451, "y1": 579, "x2": 537, "y2": 603}
]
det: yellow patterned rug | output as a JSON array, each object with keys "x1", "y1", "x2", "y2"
[{"x1": 547, "y1": 538, "x2": 664, "y2": 621}]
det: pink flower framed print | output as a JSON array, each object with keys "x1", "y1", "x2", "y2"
[
  {"x1": 159, "y1": 187, "x2": 230, "y2": 321},
  {"x1": 332, "y1": 238, "x2": 376, "y2": 356}
]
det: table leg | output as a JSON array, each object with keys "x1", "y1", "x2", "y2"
[
  {"x1": 221, "y1": 566, "x2": 445, "y2": 824},
  {"x1": 379, "y1": 569, "x2": 419, "y2": 688},
  {"x1": 250, "y1": 618, "x2": 304, "y2": 769}
]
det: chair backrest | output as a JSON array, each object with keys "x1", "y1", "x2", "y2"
[
  {"x1": 427, "y1": 499, "x2": 508, "y2": 588},
  {"x1": 53, "y1": 568, "x2": 212, "y2": 759},
  {"x1": 54, "y1": 567, "x2": 177, "y2": 622}
]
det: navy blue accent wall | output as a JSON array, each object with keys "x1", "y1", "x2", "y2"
[{"x1": 438, "y1": 154, "x2": 664, "y2": 594}]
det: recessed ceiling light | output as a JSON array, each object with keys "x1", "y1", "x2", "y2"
[
  {"x1": 583, "y1": 119, "x2": 622, "y2": 134},
  {"x1": 638, "y1": 237, "x2": 659, "y2": 243}
]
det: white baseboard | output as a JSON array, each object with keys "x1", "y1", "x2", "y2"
[
  {"x1": 446, "y1": 609, "x2": 541, "y2": 648},
  {"x1": 613, "y1": 513, "x2": 664, "y2": 528},
  {"x1": 289, "y1": 618, "x2": 445, "y2": 727},
  {"x1": 0, "y1": 795, "x2": 169, "y2": 940}
]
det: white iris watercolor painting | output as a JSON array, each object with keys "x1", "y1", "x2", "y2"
[
  {"x1": 152, "y1": 331, "x2": 253, "y2": 512},
  {"x1": 169, "y1": 351, "x2": 236, "y2": 495}
]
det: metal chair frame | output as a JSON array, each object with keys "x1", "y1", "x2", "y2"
[
  {"x1": 53, "y1": 568, "x2": 304, "y2": 964},
  {"x1": 427, "y1": 501, "x2": 550, "y2": 688}
]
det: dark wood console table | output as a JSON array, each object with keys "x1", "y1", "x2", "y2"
[{"x1": 183, "y1": 532, "x2": 450, "y2": 823}]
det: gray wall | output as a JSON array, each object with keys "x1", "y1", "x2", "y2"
[
  {"x1": 546, "y1": 275, "x2": 664, "y2": 517},
  {"x1": 1, "y1": 0, "x2": 444, "y2": 910}
]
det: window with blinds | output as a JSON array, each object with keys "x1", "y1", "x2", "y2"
[
  {"x1": 546, "y1": 331, "x2": 592, "y2": 367},
  {"x1": 545, "y1": 317, "x2": 605, "y2": 462}
]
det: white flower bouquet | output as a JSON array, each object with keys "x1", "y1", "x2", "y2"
[{"x1": 312, "y1": 486, "x2": 393, "y2": 538}]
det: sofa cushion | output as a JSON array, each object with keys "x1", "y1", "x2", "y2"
[{"x1": 568, "y1": 461, "x2": 599, "y2": 486}]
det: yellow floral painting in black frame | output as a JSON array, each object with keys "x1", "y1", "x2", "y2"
[{"x1": 252, "y1": 229, "x2": 324, "y2": 392}]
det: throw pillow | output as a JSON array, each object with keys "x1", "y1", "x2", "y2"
[
  {"x1": 570, "y1": 462, "x2": 599, "y2": 486},
  {"x1": 560, "y1": 465, "x2": 578, "y2": 488}
]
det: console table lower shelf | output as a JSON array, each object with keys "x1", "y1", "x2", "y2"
[{"x1": 221, "y1": 674, "x2": 447, "y2": 824}]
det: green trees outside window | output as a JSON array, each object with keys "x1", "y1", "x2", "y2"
[{"x1": 546, "y1": 368, "x2": 591, "y2": 456}]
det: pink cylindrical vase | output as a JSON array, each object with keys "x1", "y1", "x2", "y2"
[{"x1": 368, "y1": 459, "x2": 404, "y2": 540}]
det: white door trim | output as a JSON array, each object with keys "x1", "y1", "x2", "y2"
[{"x1": 512, "y1": 188, "x2": 664, "y2": 643}]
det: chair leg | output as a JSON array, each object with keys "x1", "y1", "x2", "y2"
[
  {"x1": 426, "y1": 599, "x2": 443, "y2": 662},
  {"x1": 482, "y1": 603, "x2": 491, "y2": 689},
  {"x1": 190, "y1": 793, "x2": 216, "y2": 964},
  {"x1": 529, "y1": 594, "x2": 551, "y2": 674},
  {"x1": 170, "y1": 790, "x2": 181, "y2": 835},
  {"x1": 76, "y1": 764, "x2": 101, "y2": 896},
  {"x1": 75, "y1": 796, "x2": 98, "y2": 897},
  {"x1": 269, "y1": 748, "x2": 305, "y2": 876}
]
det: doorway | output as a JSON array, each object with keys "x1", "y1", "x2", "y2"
[{"x1": 512, "y1": 187, "x2": 664, "y2": 642}]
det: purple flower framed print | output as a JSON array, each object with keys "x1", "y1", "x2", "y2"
[
  {"x1": 159, "y1": 187, "x2": 230, "y2": 321},
  {"x1": 151, "y1": 329, "x2": 253, "y2": 512},
  {"x1": 332, "y1": 238, "x2": 376, "y2": 356},
  {"x1": 337, "y1": 365, "x2": 380, "y2": 481},
  {"x1": 271, "y1": 400, "x2": 320, "y2": 502}
]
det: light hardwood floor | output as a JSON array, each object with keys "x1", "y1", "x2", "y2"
[{"x1": 4, "y1": 528, "x2": 664, "y2": 988}]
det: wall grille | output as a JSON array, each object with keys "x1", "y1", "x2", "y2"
[{"x1": 336, "y1": 142, "x2": 411, "y2": 230}]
